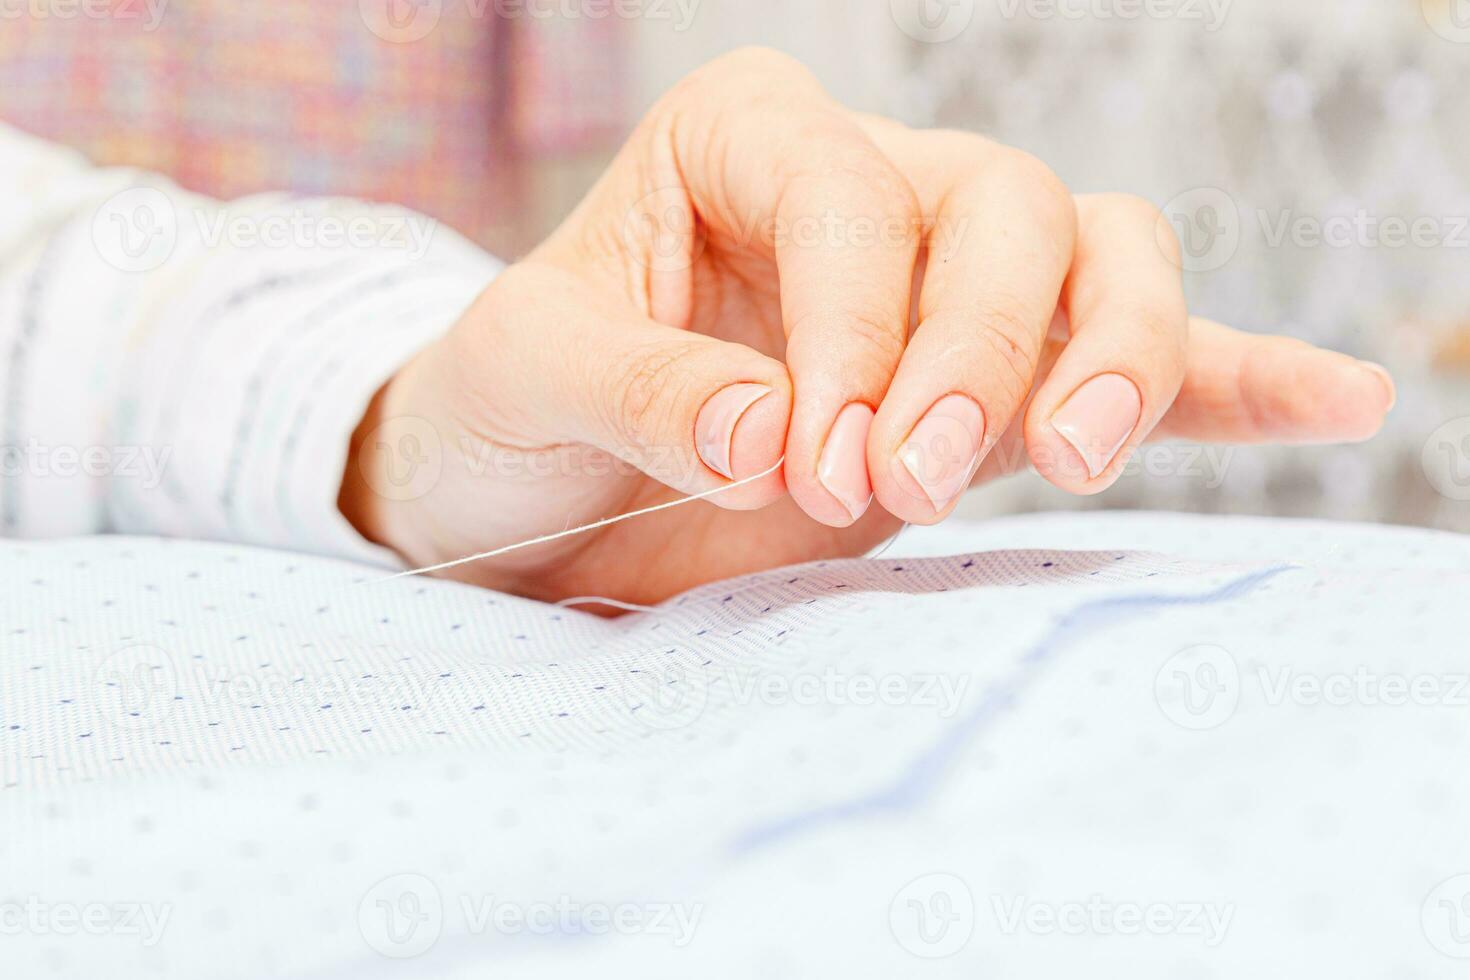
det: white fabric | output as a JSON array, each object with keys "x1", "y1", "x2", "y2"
[
  {"x1": 0, "y1": 121, "x2": 502, "y2": 565},
  {"x1": 2, "y1": 511, "x2": 1466, "y2": 978}
]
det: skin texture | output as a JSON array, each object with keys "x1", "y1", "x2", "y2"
[{"x1": 339, "y1": 48, "x2": 1396, "y2": 608}]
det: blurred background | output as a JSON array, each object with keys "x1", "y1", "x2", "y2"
[{"x1": 4, "y1": 0, "x2": 1469, "y2": 532}]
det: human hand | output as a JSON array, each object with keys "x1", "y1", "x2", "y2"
[{"x1": 340, "y1": 49, "x2": 1395, "y2": 605}]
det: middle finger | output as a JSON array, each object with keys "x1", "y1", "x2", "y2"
[{"x1": 857, "y1": 122, "x2": 1078, "y2": 523}]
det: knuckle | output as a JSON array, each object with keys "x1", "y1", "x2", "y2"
[
  {"x1": 794, "y1": 307, "x2": 906, "y2": 369},
  {"x1": 1079, "y1": 303, "x2": 1188, "y2": 391},
  {"x1": 844, "y1": 308, "x2": 908, "y2": 364},
  {"x1": 1103, "y1": 193, "x2": 1182, "y2": 265},
  {"x1": 1094, "y1": 191, "x2": 1167, "y2": 226},
  {"x1": 1137, "y1": 308, "x2": 1191, "y2": 373},
  {"x1": 710, "y1": 46, "x2": 814, "y2": 87},
  {"x1": 970, "y1": 302, "x2": 1043, "y2": 405},
  {"x1": 994, "y1": 148, "x2": 1075, "y2": 232},
  {"x1": 1236, "y1": 342, "x2": 1282, "y2": 436},
  {"x1": 1090, "y1": 191, "x2": 1172, "y2": 230},
  {"x1": 608, "y1": 341, "x2": 703, "y2": 446},
  {"x1": 1152, "y1": 215, "x2": 1183, "y2": 267},
  {"x1": 928, "y1": 129, "x2": 999, "y2": 162},
  {"x1": 662, "y1": 48, "x2": 813, "y2": 123},
  {"x1": 799, "y1": 160, "x2": 921, "y2": 228},
  {"x1": 1135, "y1": 303, "x2": 1189, "y2": 344},
  {"x1": 919, "y1": 301, "x2": 1040, "y2": 410}
]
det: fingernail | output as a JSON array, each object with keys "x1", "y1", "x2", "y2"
[
  {"x1": 1050, "y1": 373, "x2": 1142, "y2": 480},
  {"x1": 696, "y1": 383, "x2": 771, "y2": 479},
  {"x1": 1358, "y1": 361, "x2": 1396, "y2": 411},
  {"x1": 898, "y1": 394, "x2": 985, "y2": 512},
  {"x1": 818, "y1": 402, "x2": 875, "y2": 521}
]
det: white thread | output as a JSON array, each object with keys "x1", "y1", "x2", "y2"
[
  {"x1": 379, "y1": 457, "x2": 786, "y2": 582},
  {"x1": 559, "y1": 522, "x2": 909, "y2": 617},
  {"x1": 866, "y1": 523, "x2": 908, "y2": 560},
  {"x1": 558, "y1": 525, "x2": 908, "y2": 616},
  {"x1": 556, "y1": 597, "x2": 662, "y2": 613}
]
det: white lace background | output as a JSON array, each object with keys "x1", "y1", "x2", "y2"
[
  {"x1": 629, "y1": 0, "x2": 1470, "y2": 533},
  {"x1": 889, "y1": 0, "x2": 1470, "y2": 533}
]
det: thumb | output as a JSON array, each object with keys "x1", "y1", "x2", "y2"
[{"x1": 458, "y1": 263, "x2": 793, "y2": 509}]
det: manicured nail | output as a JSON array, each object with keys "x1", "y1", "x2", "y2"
[
  {"x1": 818, "y1": 402, "x2": 875, "y2": 521},
  {"x1": 1358, "y1": 361, "x2": 1396, "y2": 411},
  {"x1": 1050, "y1": 373, "x2": 1143, "y2": 480},
  {"x1": 696, "y1": 383, "x2": 771, "y2": 479},
  {"x1": 897, "y1": 394, "x2": 985, "y2": 511}
]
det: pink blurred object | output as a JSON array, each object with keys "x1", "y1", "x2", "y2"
[{"x1": 0, "y1": 1, "x2": 629, "y2": 250}]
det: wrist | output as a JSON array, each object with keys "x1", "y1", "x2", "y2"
[
  {"x1": 338, "y1": 361, "x2": 445, "y2": 568},
  {"x1": 338, "y1": 380, "x2": 394, "y2": 552}
]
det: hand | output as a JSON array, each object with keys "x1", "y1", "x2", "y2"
[{"x1": 340, "y1": 48, "x2": 1395, "y2": 606}]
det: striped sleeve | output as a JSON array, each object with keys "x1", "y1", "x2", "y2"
[{"x1": 0, "y1": 122, "x2": 501, "y2": 565}]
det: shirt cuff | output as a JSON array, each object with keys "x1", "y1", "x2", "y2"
[
  {"x1": 99, "y1": 207, "x2": 503, "y2": 566},
  {"x1": 252, "y1": 260, "x2": 500, "y2": 568}
]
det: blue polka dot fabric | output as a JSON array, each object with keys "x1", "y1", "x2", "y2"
[{"x1": 2, "y1": 513, "x2": 1467, "y2": 978}]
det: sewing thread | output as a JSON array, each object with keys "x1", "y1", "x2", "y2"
[{"x1": 381, "y1": 457, "x2": 787, "y2": 582}]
